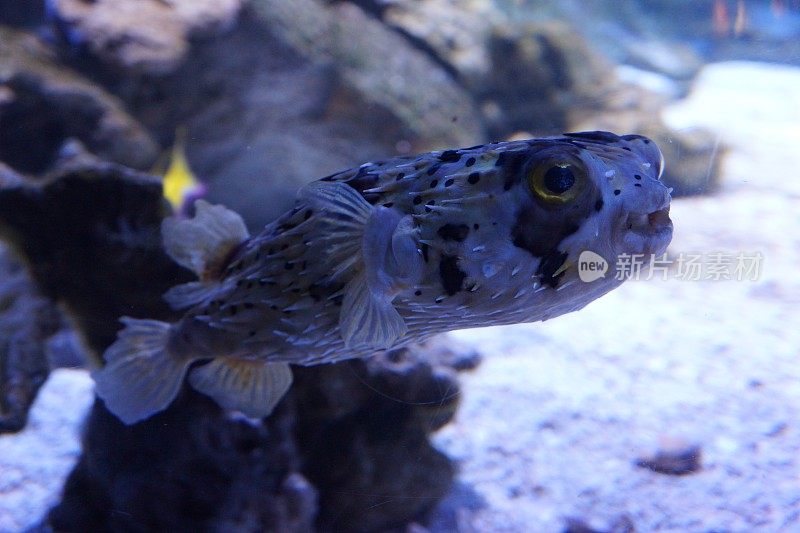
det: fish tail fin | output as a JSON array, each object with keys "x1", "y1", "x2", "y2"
[
  {"x1": 93, "y1": 317, "x2": 191, "y2": 425},
  {"x1": 161, "y1": 199, "x2": 249, "y2": 280}
]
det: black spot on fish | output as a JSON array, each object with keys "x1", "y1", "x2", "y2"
[
  {"x1": 466, "y1": 157, "x2": 476, "y2": 167},
  {"x1": 249, "y1": 330, "x2": 256, "y2": 337},
  {"x1": 614, "y1": 189, "x2": 621, "y2": 195},
  {"x1": 285, "y1": 262, "x2": 294, "y2": 270},
  {"x1": 634, "y1": 174, "x2": 642, "y2": 180},
  {"x1": 396, "y1": 172, "x2": 405, "y2": 181},
  {"x1": 429, "y1": 179, "x2": 438, "y2": 188},
  {"x1": 622, "y1": 146, "x2": 632, "y2": 151},
  {"x1": 439, "y1": 150, "x2": 460, "y2": 162},
  {"x1": 444, "y1": 178, "x2": 455, "y2": 187},
  {"x1": 437, "y1": 223, "x2": 470, "y2": 242},
  {"x1": 304, "y1": 210, "x2": 313, "y2": 220},
  {"x1": 383, "y1": 202, "x2": 394, "y2": 208},
  {"x1": 414, "y1": 290, "x2": 422, "y2": 296},
  {"x1": 594, "y1": 197, "x2": 604, "y2": 211},
  {"x1": 427, "y1": 164, "x2": 441, "y2": 176},
  {"x1": 421, "y1": 243, "x2": 430, "y2": 263},
  {"x1": 413, "y1": 195, "x2": 423, "y2": 205},
  {"x1": 634, "y1": 183, "x2": 642, "y2": 188},
  {"x1": 495, "y1": 150, "x2": 528, "y2": 191},
  {"x1": 537, "y1": 250, "x2": 568, "y2": 288},
  {"x1": 439, "y1": 255, "x2": 466, "y2": 296},
  {"x1": 473, "y1": 223, "x2": 480, "y2": 230},
  {"x1": 467, "y1": 172, "x2": 480, "y2": 184},
  {"x1": 425, "y1": 200, "x2": 435, "y2": 213}
]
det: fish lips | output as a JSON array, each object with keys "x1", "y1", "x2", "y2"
[{"x1": 619, "y1": 198, "x2": 673, "y2": 257}]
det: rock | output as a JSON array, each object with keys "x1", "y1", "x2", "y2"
[
  {"x1": 0, "y1": 162, "x2": 190, "y2": 353},
  {"x1": 0, "y1": 159, "x2": 469, "y2": 530},
  {"x1": 251, "y1": 0, "x2": 484, "y2": 148},
  {"x1": 0, "y1": 243, "x2": 62, "y2": 433},
  {"x1": 563, "y1": 515, "x2": 635, "y2": 533},
  {"x1": 480, "y1": 21, "x2": 619, "y2": 136},
  {"x1": 0, "y1": 27, "x2": 158, "y2": 174},
  {"x1": 367, "y1": 3, "x2": 723, "y2": 196},
  {"x1": 382, "y1": 0, "x2": 498, "y2": 85},
  {"x1": 58, "y1": 4, "x2": 485, "y2": 230},
  {"x1": 48, "y1": 0, "x2": 242, "y2": 74},
  {"x1": 0, "y1": 0, "x2": 45, "y2": 27},
  {"x1": 635, "y1": 439, "x2": 703, "y2": 476}
]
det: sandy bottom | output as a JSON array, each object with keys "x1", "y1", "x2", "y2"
[{"x1": 1, "y1": 61, "x2": 799, "y2": 532}]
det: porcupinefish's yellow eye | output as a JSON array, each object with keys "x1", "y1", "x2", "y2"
[{"x1": 527, "y1": 161, "x2": 586, "y2": 204}]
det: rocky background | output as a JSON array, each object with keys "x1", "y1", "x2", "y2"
[{"x1": 1, "y1": 0, "x2": 798, "y2": 531}]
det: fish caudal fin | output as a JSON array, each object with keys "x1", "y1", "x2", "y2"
[
  {"x1": 93, "y1": 318, "x2": 191, "y2": 425},
  {"x1": 162, "y1": 200, "x2": 249, "y2": 280},
  {"x1": 188, "y1": 358, "x2": 293, "y2": 418}
]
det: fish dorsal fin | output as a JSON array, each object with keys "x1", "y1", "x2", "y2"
[
  {"x1": 162, "y1": 200, "x2": 249, "y2": 280},
  {"x1": 188, "y1": 358, "x2": 293, "y2": 418}
]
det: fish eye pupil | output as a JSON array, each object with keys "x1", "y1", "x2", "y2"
[{"x1": 543, "y1": 165, "x2": 575, "y2": 194}]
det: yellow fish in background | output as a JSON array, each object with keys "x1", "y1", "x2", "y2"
[{"x1": 158, "y1": 127, "x2": 207, "y2": 213}]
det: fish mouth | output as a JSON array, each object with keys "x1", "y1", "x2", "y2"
[{"x1": 623, "y1": 205, "x2": 673, "y2": 255}]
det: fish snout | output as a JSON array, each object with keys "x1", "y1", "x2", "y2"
[{"x1": 621, "y1": 182, "x2": 673, "y2": 256}]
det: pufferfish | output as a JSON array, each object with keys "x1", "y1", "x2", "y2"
[{"x1": 93, "y1": 131, "x2": 673, "y2": 424}]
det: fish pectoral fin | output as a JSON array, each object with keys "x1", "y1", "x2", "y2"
[
  {"x1": 93, "y1": 318, "x2": 190, "y2": 425},
  {"x1": 298, "y1": 181, "x2": 372, "y2": 281},
  {"x1": 163, "y1": 281, "x2": 220, "y2": 310},
  {"x1": 339, "y1": 271, "x2": 408, "y2": 350},
  {"x1": 161, "y1": 200, "x2": 249, "y2": 279},
  {"x1": 188, "y1": 358, "x2": 293, "y2": 419}
]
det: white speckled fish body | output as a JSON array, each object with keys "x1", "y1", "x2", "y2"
[
  {"x1": 174, "y1": 131, "x2": 672, "y2": 364},
  {"x1": 93, "y1": 131, "x2": 673, "y2": 424}
]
